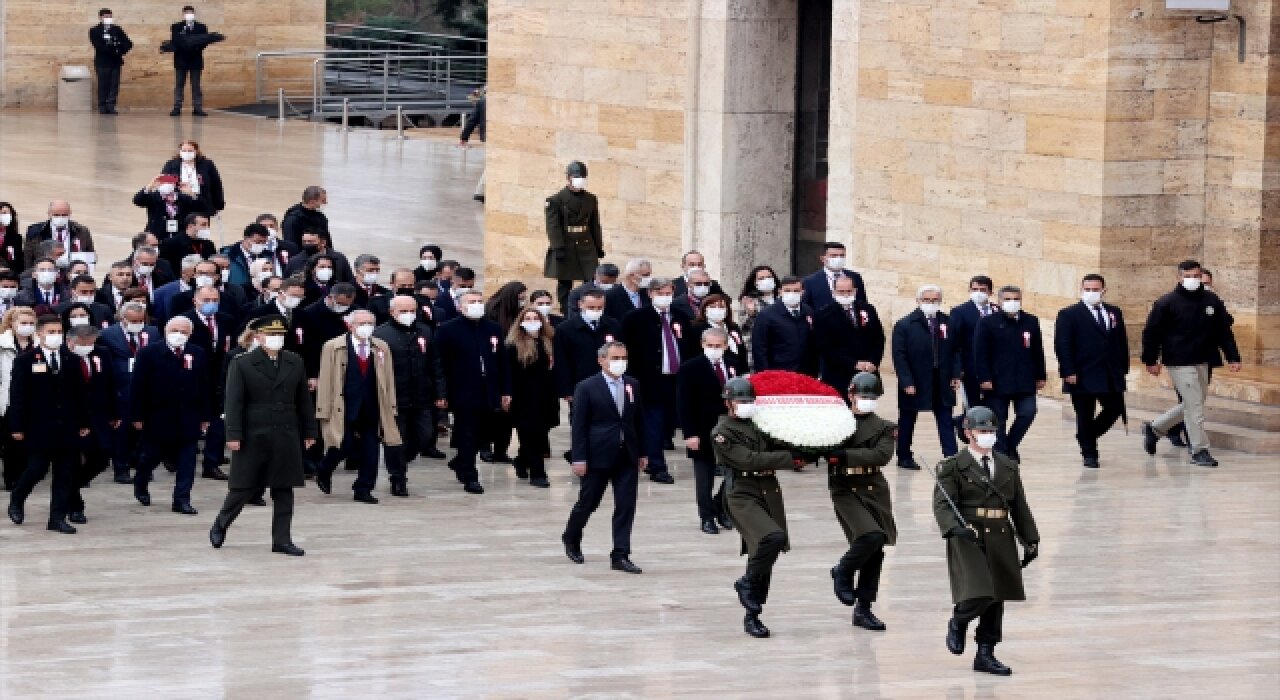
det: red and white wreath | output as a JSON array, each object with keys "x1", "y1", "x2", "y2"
[{"x1": 748, "y1": 370, "x2": 857, "y2": 451}]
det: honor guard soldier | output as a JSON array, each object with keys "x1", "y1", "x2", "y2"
[
  {"x1": 544, "y1": 161, "x2": 604, "y2": 313},
  {"x1": 932, "y1": 407, "x2": 1040, "y2": 676},
  {"x1": 712, "y1": 377, "x2": 806, "y2": 639},
  {"x1": 822, "y1": 372, "x2": 897, "y2": 630}
]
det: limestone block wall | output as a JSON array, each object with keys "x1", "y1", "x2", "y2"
[{"x1": 0, "y1": 0, "x2": 325, "y2": 109}]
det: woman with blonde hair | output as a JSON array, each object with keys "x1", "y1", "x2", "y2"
[
  {"x1": 161, "y1": 139, "x2": 225, "y2": 217},
  {"x1": 500, "y1": 305, "x2": 559, "y2": 488},
  {"x1": 1, "y1": 306, "x2": 37, "y2": 491}
]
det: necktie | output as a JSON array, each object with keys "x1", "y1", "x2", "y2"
[
  {"x1": 829, "y1": 273, "x2": 837, "y2": 291},
  {"x1": 1093, "y1": 305, "x2": 1106, "y2": 331},
  {"x1": 660, "y1": 312, "x2": 679, "y2": 373},
  {"x1": 791, "y1": 308, "x2": 800, "y2": 318},
  {"x1": 205, "y1": 315, "x2": 217, "y2": 343},
  {"x1": 174, "y1": 346, "x2": 182, "y2": 359},
  {"x1": 81, "y1": 358, "x2": 91, "y2": 382},
  {"x1": 588, "y1": 321, "x2": 596, "y2": 332},
  {"x1": 49, "y1": 353, "x2": 59, "y2": 373},
  {"x1": 714, "y1": 361, "x2": 726, "y2": 386},
  {"x1": 847, "y1": 306, "x2": 857, "y2": 326},
  {"x1": 359, "y1": 342, "x2": 368, "y2": 361},
  {"x1": 982, "y1": 455, "x2": 992, "y2": 480},
  {"x1": 928, "y1": 315, "x2": 939, "y2": 368},
  {"x1": 43, "y1": 290, "x2": 51, "y2": 305},
  {"x1": 128, "y1": 333, "x2": 137, "y2": 354},
  {"x1": 611, "y1": 379, "x2": 624, "y2": 416}
]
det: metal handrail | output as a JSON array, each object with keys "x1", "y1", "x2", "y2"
[
  {"x1": 326, "y1": 22, "x2": 487, "y2": 46},
  {"x1": 309, "y1": 55, "x2": 485, "y2": 115},
  {"x1": 255, "y1": 48, "x2": 460, "y2": 102}
]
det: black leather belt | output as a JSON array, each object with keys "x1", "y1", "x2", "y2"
[
  {"x1": 739, "y1": 470, "x2": 775, "y2": 477},
  {"x1": 964, "y1": 508, "x2": 1007, "y2": 519},
  {"x1": 829, "y1": 466, "x2": 880, "y2": 476}
]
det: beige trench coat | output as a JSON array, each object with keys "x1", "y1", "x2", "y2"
[{"x1": 314, "y1": 334, "x2": 403, "y2": 448}]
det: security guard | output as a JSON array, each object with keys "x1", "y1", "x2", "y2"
[
  {"x1": 933, "y1": 406, "x2": 1040, "y2": 675},
  {"x1": 544, "y1": 161, "x2": 604, "y2": 313},
  {"x1": 822, "y1": 372, "x2": 897, "y2": 630},
  {"x1": 711, "y1": 377, "x2": 805, "y2": 639}
]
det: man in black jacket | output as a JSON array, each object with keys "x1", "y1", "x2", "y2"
[
  {"x1": 891, "y1": 285, "x2": 961, "y2": 469},
  {"x1": 566, "y1": 263, "x2": 620, "y2": 319},
  {"x1": 182, "y1": 284, "x2": 235, "y2": 480},
  {"x1": 374, "y1": 296, "x2": 446, "y2": 496},
  {"x1": 973, "y1": 285, "x2": 1046, "y2": 462},
  {"x1": 1054, "y1": 274, "x2": 1130, "y2": 468},
  {"x1": 90, "y1": 8, "x2": 132, "y2": 114},
  {"x1": 949, "y1": 275, "x2": 995, "y2": 441},
  {"x1": 297, "y1": 284, "x2": 357, "y2": 382},
  {"x1": 751, "y1": 276, "x2": 817, "y2": 376},
  {"x1": 170, "y1": 5, "x2": 211, "y2": 116},
  {"x1": 1141, "y1": 260, "x2": 1241, "y2": 467},
  {"x1": 813, "y1": 275, "x2": 885, "y2": 400},
  {"x1": 66, "y1": 325, "x2": 119, "y2": 525},
  {"x1": 553, "y1": 290, "x2": 620, "y2": 399},
  {"x1": 677, "y1": 328, "x2": 735, "y2": 534},
  {"x1": 281, "y1": 187, "x2": 328, "y2": 248},
  {"x1": 604, "y1": 259, "x2": 651, "y2": 323},
  {"x1": 435, "y1": 290, "x2": 508, "y2": 494},
  {"x1": 158, "y1": 213, "x2": 215, "y2": 274}
]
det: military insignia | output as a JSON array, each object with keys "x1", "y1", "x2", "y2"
[
  {"x1": 714, "y1": 434, "x2": 727, "y2": 444},
  {"x1": 1205, "y1": 306, "x2": 1215, "y2": 316}
]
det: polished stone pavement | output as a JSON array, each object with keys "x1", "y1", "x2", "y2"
[{"x1": 1, "y1": 113, "x2": 1278, "y2": 698}]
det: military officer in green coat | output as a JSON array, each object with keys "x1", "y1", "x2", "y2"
[
  {"x1": 712, "y1": 377, "x2": 806, "y2": 639},
  {"x1": 822, "y1": 372, "x2": 897, "y2": 631},
  {"x1": 545, "y1": 160, "x2": 604, "y2": 313},
  {"x1": 209, "y1": 315, "x2": 318, "y2": 556},
  {"x1": 933, "y1": 406, "x2": 1040, "y2": 675}
]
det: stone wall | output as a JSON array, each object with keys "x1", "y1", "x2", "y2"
[{"x1": 0, "y1": 0, "x2": 324, "y2": 109}]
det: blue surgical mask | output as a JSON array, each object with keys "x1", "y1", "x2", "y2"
[{"x1": 199, "y1": 302, "x2": 219, "y2": 316}]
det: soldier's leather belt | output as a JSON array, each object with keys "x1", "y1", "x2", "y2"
[
  {"x1": 740, "y1": 470, "x2": 776, "y2": 477},
  {"x1": 965, "y1": 508, "x2": 1007, "y2": 519},
  {"x1": 829, "y1": 466, "x2": 880, "y2": 476},
  {"x1": 565, "y1": 225, "x2": 588, "y2": 233}
]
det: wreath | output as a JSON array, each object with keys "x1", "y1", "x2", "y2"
[{"x1": 748, "y1": 370, "x2": 857, "y2": 452}]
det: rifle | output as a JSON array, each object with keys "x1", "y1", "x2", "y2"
[{"x1": 924, "y1": 457, "x2": 977, "y2": 541}]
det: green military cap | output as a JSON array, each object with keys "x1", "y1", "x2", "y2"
[
  {"x1": 848, "y1": 371, "x2": 883, "y2": 397},
  {"x1": 249, "y1": 314, "x2": 288, "y2": 334},
  {"x1": 721, "y1": 376, "x2": 755, "y2": 401},
  {"x1": 963, "y1": 406, "x2": 999, "y2": 431},
  {"x1": 566, "y1": 160, "x2": 588, "y2": 178}
]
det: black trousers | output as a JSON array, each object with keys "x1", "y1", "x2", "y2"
[
  {"x1": 216, "y1": 487, "x2": 294, "y2": 547},
  {"x1": 95, "y1": 61, "x2": 122, "y2": 110},
  {"x1": 448, "y1": 407, "x2": 482, "y2": 483},
  {"x1": 838, "y1": 532, "x2": 886, "y2": 603},
  {"x1": 745, "y1": 530, "x2": 787, "y2": 606},
  {"x1": 1, "y1": 415, "x2": 26, "y2": 490},
  {"x1": 383, "y1": 407, "x2": 432, "y2": 482},
  {"x1": 110, "y1": 420, "x2": 142, "y2": 477},
  {"x1": 513, "y1": 421, "x2": 549, "y2": 479},
  {"x1": 10, "y1": 448, "x2": 75, "y2": 523},
  {"x1": 953, "y1": 375, "x2": 987, "y2": 441},
  {"x1": 563, "y1": 446, "x2": 638, "y2": 558},
  {"x1": 173, "y1": 66, "x2": 203, "y2": 109},
  {"x1": 691, "y1": 453, "x2": 725, "y2": 521},
  {"x1": 1070, "y1": 391, "x2": 1124, "y2": 458},
  {"x1": 487, "y1": 408, "x2": 513, "y2": 456},
  {"x1": 954, "y1": 597, "x2": 1004, "y2": 645},
  {"x1": 69, "y1": 442, "x2": 111, "y2": 514},
  {"x1": 556, "y1": 279, "x2": 577, "y2": 314}
]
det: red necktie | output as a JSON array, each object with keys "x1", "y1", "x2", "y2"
[
  {"x1": 714, "y1": 361, "x2": 726, "y2": 386},
  {"x1": 81, "y1": 358, "x2": 91, "y2": 382},
  {"x1": 127, "y1": 333, "x2": 138, "y2": 355},
  {"x1": 205, "y1": 316, "x2": 216, "y2": 342},
  {"x1": 357, "y1": 343, "x2": 370, "y2": 375}
]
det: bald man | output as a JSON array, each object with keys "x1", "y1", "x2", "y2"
[{"x1": 25, "y1": 200, "x2": 96, "y2": 271}]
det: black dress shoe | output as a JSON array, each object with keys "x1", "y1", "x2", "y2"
[
  {"x1": 1190, "y1": 449, "x2": 1219, "y2": 467},
  {"x1": 701, "y1": 519, "x2": 719, "y2": 535},
  {"x1": 649, "y1": 471, "x2": 675, "y2": 484},
  {"x1": 210, "y1": 522, "x2": 226, "y2": 548},
  {"x1": 202, "y1": 467, "x2": 229, "y2": 480},
  {"x1": 853, "y1": 603, "x2": 886, "y2": 630},
  {"x1": 272, "y1": 543, "x2": 305, "y2": 556},
  {"x1": 390, "y1": 482, "x2": 409, "y2": 497},
  {"x1": 316, "y1": 472, "x2": 332, "y2": 494},
  {"x1": 249, "y1": 496, "x2": 267, "y2": 506},
  {"x1": 973, "y1": 643, "x2": 1012, "y2": 675},
  {"x1": 135, "y1": 491, "x2": 151, "y2": 507},
  {"x1": 48, "y1": 520, "x2": 76, "y2": 534},
  {"x1": 8, "y1": 503, "x2": 24, "y2": 525},
  {"x1": 478, "y1": 450, "x2": 496, "y2": 463},
  {"x1": 734, "y1": 577, "x2": 762, "y2": 615},
  {"x1": 611, "y1": 557, "x2": 643, "y2": 574},
  {"x1": 422, "y1": 447, "x2": 447, "y2": 459},
  {"x1": 170, "y1": 108, "x2": 181, "y2": 116},
  {"x1": 1142, "y1": 422, "x2": 1159, "y2": 455},
  {"x1": 529, "y1": 477, "x2": 550, "y2": 488},
  {"x1": 743, "y1": 613, "x2": 770, "y2": 638},
  {"x1": 514, "y1": 465, "x2": 529, "y2": 479},
  {"x1": 172, "y1": 502, "x2": 199, "y2": 515},
  {"x1": 68, "y1": 512, "x2": 87, "y2": 524},
  {"x1": 463, "y1": 481, "x2": 485, "y2": 494},
  {"x1": 193, "y1": 110, "x2": 209, "y2": 117},
  {"x1": 562, "y1": 536, "x2": 584, "y2": 564},
  {"x1": 114, "y1": 473, "x2": 133, "y2": 484},
  {"x1": 716, "y1": 513, "x2": 734, "y2": 530},
  {"x1": 897, "y1": 456, "x2": 922, "y2": 470},
  {"x1": 354, "y1": 492, "x2": 380, "y2": 504},
  {"x1": 1082, "y1": 456, "x2": 1100, "y2": 468},
  {"x1": 831, "y1": 566, "x2": 856, "y2": 606},
  {"x1": 946, "y1": 617, "x2": 968, "y2": 655}
]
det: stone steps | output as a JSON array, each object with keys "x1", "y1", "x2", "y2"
[
  {"x1": 1129, "y1": 364, "x2": 1280, "y2": 405},
  {"x1": 1122, "y1": 389, "x2": 1280, "y2": 432},
  {"x1": 1061, "y1": 403, "x2": 1280, "y2": 454}
]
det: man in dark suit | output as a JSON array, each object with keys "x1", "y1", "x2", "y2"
[
  {"x1": 96, "y1": 261, "x2": 134, "y2": 313},
  {"x1": 167, "y1": 258, "x2": 244, "y2": 326},
  {"x1": 374, "y1": 295, "x2": 446, "y2": 496},
  {"x1": 554, "y1": 290, "x2": 621, "y2": 399},
  {"x1": 677, "y1": 328, "x2": 737, "y2": 534},
  {"x1": 6, "y1": 315, "x2": 89, "y2": 534},
  {"x1": 128, "y1": 245, "x2": 172, "y2": 299},
  {"x1": 0, "y1": 271, "x2": 20, "y2": 316},
  {"x1": 368, "y1": 269, "x2": 415, "y2": 325},
  {"x1": 671, "y1": 267, "x2": 713, "y2": 320},
  {"x1": 891, "y1": 285, "x2": 962, "y2": 470},
  {"x1": 621, "y1": 277, "x2": 695, "y2": 484},
  {"x1": 170, "y1": 5, "x2": 211, "y2": 116},
  {"x1": 351, "y1": 254, "x2": 390, "y2": 309},
  {"x1": 973, "y1": 285, "x2": 1047, "y2": 462},
  {"x1": 751, "y1": 276, "x2": 818, "y2": 375},
  {"x1": 297, "y1": 284, "x2": 356, "y2": 382},
  {"x1": 813, "y1": 275, "x2": 885, "y2": 399},
  {"x1": 671, "y1": 250, "x2": 726, "y2": 299},
  {"x1": 1054, "y1": 274, "x2": 1130, "y2": 468},
  {"x1": 241, "y1": 278, "x2": 306, "y2": 353},
  {"x1": 89, "y1": 8, "x2": 133, "y2": 114},
  {"x1": 949, "y1": 275, "x2": 996, "y2": 442},
  {"x1": 566, "y1": 263, "x2": 620, "y2": 319},
  {"x1": 65, "y1": 325, "x2": 119, "y2": 525},
  {"x1": 97, "y1": 301, "x2": 157, "y2": 483},
  {"x1": 801, "y1": 242, "x2": 868, "y2": 310},
  {"x1": 435, "y1": 290, "x2": 507, "y2": 494},
  {"x1": 561, "y1": 341, "x2": 646, "y2": 573},
  {"x1": 59, "y1": 274, "x2": 116, "y2": 328},
  {"x1": 158, "y1": 213, "x2": 215, "y2": 275},
  {"x1": 182, "y1": 284, "x2": 235, "y2": 480},
  {"x1": 16, "y1": 258, "x2": 69, "y2": 309},
  {"x1": 133, "y1": 175, "x2": 199, "y2": 238},
  {"x1": 604, "y1": 258, "x2": 651, "y2": 323},
  {"x1": 130, "y1": 316, "x2": 212, "y2": 514}
]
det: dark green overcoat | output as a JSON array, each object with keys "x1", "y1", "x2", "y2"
[
  {"x1": 711, "y1": 416, "x2": 794, "y2": 556},
  {"x1": 828, "y1": 413, "x2": 898, "y2": 546},
  {"x1": 223, "y1": 348, "x2": 318, "y2": 490},
  {"x1": 543, "y1": 186, "x2": 603, "y2": 281}
]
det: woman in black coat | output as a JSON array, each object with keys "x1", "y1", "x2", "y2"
[
  {"x1": 413, "y1": 244, "x2": 443, "y2": 284},
  {"x1": 481, "y1": 281, "x2": 527, "y2": 463},
  {"x1": 500, "y1": 306, "x2": 559, "y2": 488},
  {"x1": 161, "y1": 140, "x2": 225, "y2": 217},
  {"x1": 0, "y1": 201, "x2": 25, "y2": 272},
  {"x1": 302, "y1": 254, "x2": 338, "y2": 306},
  {"x1": 528, "y1": 288, "x2": 565, "y2": 327},
  {"x1": 690, "y1": 293, "x2": 749, "y2": 377}
]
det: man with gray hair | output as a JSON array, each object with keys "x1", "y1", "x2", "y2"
[
  {"x1": 24, "y1": 199, "x2": 96, "y2": 270},
  {"x1": 605, "y1": 258, "x2": 652, "y2": 323},
  {"x1": 352, "y1": 254, "x2": 388, "y2": 308},
  {"x1": 153, "y1": 252, "x2": 204, "y2": 323},
  {"x1": 891, "y1": 283, "x2": 962, "y2": 469},
  {"x1": 677, "y1": 326, "x2": 736, "y2": 533},
  {"x1": 973, "y1": 285, "x2": 1046, "y2": 462},
  {"x1": 100, "y1": 301, "x2": 160, "y2": 483}
]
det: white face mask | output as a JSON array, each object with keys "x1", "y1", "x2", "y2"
[
  {"x1": 703, "y1": 347, "x2": 725, "y2": 362},
  {"x1": 220, "y1": 269, "x2": 231, "y2": 283},
  {"x1": 166, "y1": 332, "x2": 187, "y2": 349},
  {"x1": 194, "y1": 275, "x2": 214, "y2": 288},
  {"x1": 464, "y1": 302, "x2": 486, "y2": 319},
  {"x1": 1080, "y1": 290, "x2": 1103, "y2": 305},
  {"x1": 50, "y1": 215, "x2": 70, "y2": 228},
  {"x1": 970, "y1": 290, "x2": 989, "y2": 306},
  {"x1": 315, "y1": 268, "x2": 334, "y2": 282},
  {"x1": 637, "y1": 276, "x2": 653, "y2": 289},
  {"x1": 72, "y1": 344, "x2": 95, "y2": 356},
  {"x1": 56, "y1": 255, "x2": 70, "y2": 269},
  {"x1": 74, "y1": 295, "x2": 95, "y2": 304},
  {"x1": 521, "y1": 320, "x2": 543, "y2": 334},
  {"x1": 124, "y1": 322, "x2": 144, "y2": 334},
  {"x1": 282, "y1": 295, "x2": 303, "y2": 309},
  {"x1": 43, "y1": 334, "x2": 64, "y2": 349},
  {"x1": 920, "y1": 302, "x2": 941, "y2": 316},
  {"x1": 650, "y1": 294, "x2": 673, "y2": 309},
  {"x1": 0, "y1": 288, "x2": 17, "y2": 300},
  {"x1": 781, "y1": 291, "x2": 803, "y2": 308},
  {"x1": 266, "y1": 228, "x2": 280, "y2": 239},
  {"x1": 157, "y1": 183, "x2": 176, "y2": 196},
  {"x1": 197, "y1": 228, "x2": 212, "y2": 240},
  {"x1": 570, "y1": 177, "x2": 588, "y2": 190},
  {"x1": 975, "y1": 433, "x2": 999, "y2": 450},
  {"x1": 691, "y1": 284, "x2": 711, "y2": 298},
  {"x1": 0, "y1": 213, "x2": 11, "y2": 227},
  {"x1": 825, "y1": 256, "x2": 846, "y2": 270},
  {"x1": 756, "y1": 278, "x2": 776, "y2": 293},
  {"x1": 330, "y1": 303, "x2": 350, "y2": 314},
  {"x1": 396, "y1": 312, "x2": 417, "y2": 326},
  {"x1": 36, "y1": 271, "x2": 59, "y2": 286},
  {"x1": 597, "y1": 282, "x2": 614, "y2": 291},
  {"x1": 420, "y1": 258, "x2": 437, "y2": 271},
  {"x1": 354, "y1": 325, "x2": 375, "y2": 339},
  {"x1": 263, "y1": 336, "x2": 286, "y2": 351},
  {"x1": 733, "y1": 402, "x2": 758, "y2": 419},
  {"x1": 102, "y1": 17, "x2": 114, "y2": 26},
  {"x1": 135, "y1": 265, "x2": 154, "y2": 277},
  {"x1": 855, "y1": 398, "x2": 878, "y2": 413},
  {"x1": 15, "y1": 323, "x2": 36, "y2": 337},
  {"x1": 69, "y1": 317, "x2": 90, "y2": 327},
  {"x1": 535, "y1": 303, "x2": 554, "y2": 317},
  {"x1": 184, "y1": 13, "x2": 196, "y2": 22},
  {"x1": 684, "y1": 266, "x2": 704, "y2": 280},
  {"x1": 257, "y1": 271, "x2": 273, "y2": 283},
  {"x1": 706, "y1": 307, "x2": 727, "y2": 323},
  {"x1": 607, "y1": 359, "x2": 628, "y2": 377},
  {"x1": 249, "y1": 243, "x2": 267, "y2": 255},
  {"x1": 581, "y1": 309, "x2": 604, "y2": 323},
  {"x1": 833, "y1": 294, "x2": 856, "y2": 307},
  {"x1": 1001, "y1": 300, "x2": 1022, "y2": 315},
  {"x1": 362, "y1": 272, "x2": 379, "y2": 286},
  {"x1": 180, "y1": 150, "x2": 196, "y2": 161},
  {"x1": 1181, "y1": 277, "x2": 1202, "y2": 291}
]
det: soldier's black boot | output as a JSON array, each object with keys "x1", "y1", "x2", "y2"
[
  {"x1": 743, "y1": 613, "x2": 770, "y2": 638},
  {"x1": 973, "y1": 643, "x2": 1012, "y2": 675},
  {"x1": 734, "y1": 576, "x2": 762, "y2": 615},
  {"x1": 830, "y1": 565, "x2": 856, "y2": 606},
  {"x1": 946, "y1": 617, "x2": 968, "y2": 655},
  {"x1": 852, "y1": 602, "x2": 886, "y2": 631}
]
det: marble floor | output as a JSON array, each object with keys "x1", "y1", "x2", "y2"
[{"x1": 1, "y1": 112, "x2": 1278, "y2": 698}]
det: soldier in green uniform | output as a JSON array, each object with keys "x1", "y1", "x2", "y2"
[
  {"x1": 822, "y1": 372, "x2": 897, "y2": 631},
  {"x1": 711, "y1": 377, "x2": 806, "y2": 639},
  {"x1": 933, "y1": 406, "x2": 1040, "y2": 675},
  {"x1": 544, "y1": 160, "x2": 604, "y2": 313}
]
